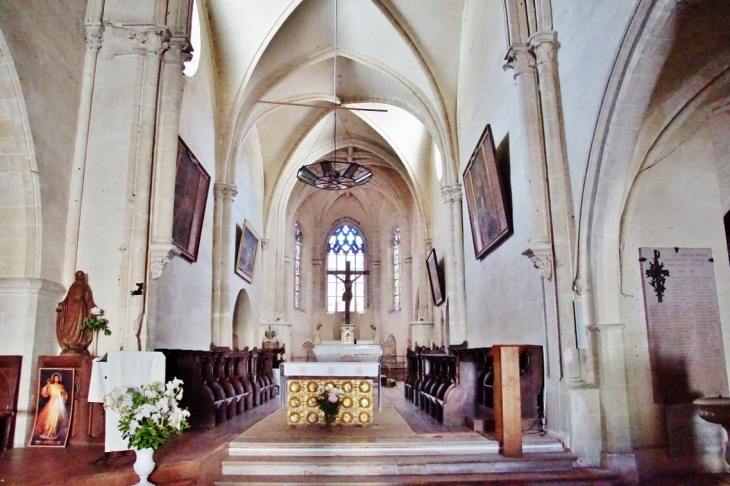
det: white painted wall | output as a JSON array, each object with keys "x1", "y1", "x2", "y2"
[{"x1": 456, "y1": 0, "x2": 544, "y2": 347}]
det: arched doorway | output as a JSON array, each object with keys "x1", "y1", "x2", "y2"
[{"x1": 232, "y1": 289, "x2": 255, "y2": 350}]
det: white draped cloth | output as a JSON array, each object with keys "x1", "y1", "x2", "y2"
[{"x1": 88, "y1": 351, "x2": 166, "y2": 452}]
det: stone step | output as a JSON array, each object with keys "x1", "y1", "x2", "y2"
[
  {"x1": 221, "y1": 451, "x2": 579, "y2": 477},
  {"x1": 215, "y1": 468, "x2": 620, "y2": 485},
  {"x1": 227, "y1": 439, "x2": 565, "y2": 457}
]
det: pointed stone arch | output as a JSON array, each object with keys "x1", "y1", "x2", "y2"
[{"x1": 0, "y1": 26, "x2": 41, "y2": 279}]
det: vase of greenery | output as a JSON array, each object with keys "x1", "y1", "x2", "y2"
[
  {"x1": 315, "y1": 384, "x2": 344, "y2": 425},
  {"x1": 103, "y1": 380, "x2": 191, "y2": 485},
  {"x1": 81, "y1": 306, "x2": 111, "y2": 357}
]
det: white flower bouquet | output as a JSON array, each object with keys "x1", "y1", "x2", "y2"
[
  {"x1": 315, "y1": 384, "x2": 344, "y2": 425},
  {"x1": 103, "y1": 379, "x2": 191, "y2": 450},
  {"x1": 82, "y1": 306, "x2": 111, "y2": 336}
]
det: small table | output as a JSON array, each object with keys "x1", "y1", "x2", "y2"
[{"x1": 280, "y1": 362, "x2": 380, "y2": 426}]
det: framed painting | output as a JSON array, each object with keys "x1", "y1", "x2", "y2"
[
  {"x1": 29, "y1": 368, "x2": 75, "y2": 447},
  {"x1": 236, "y1": 220, "x2": 261, "y2": 282},
  {"x1": 426, "y1": 248, "x2": 445, "y2": 306},
  {"x1": 463, "y1": 124, "x2": 511, "y2": 259},
  {"x1": 172, "y1": 137, "x2": 211, "y2": 262}
]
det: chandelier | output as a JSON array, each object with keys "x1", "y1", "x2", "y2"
[
  {"x1": 297, "y1": 159, "x2": 372, "y2": 190},
  {"x1": 295, "y1": 0, "x2": 373, "y2": 191}
]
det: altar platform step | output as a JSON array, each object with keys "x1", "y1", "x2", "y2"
[
  {"x1": 217, "y1": 452, "x2": 620, "y2": 485},
  {"x1": 226, "y1": 437, "x2": 564, "y2": 456}
]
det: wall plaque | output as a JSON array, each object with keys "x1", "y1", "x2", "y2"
[{"x1": 639, "y1": 247, "x2": 728, "y2": 404}]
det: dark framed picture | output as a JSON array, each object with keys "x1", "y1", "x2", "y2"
[
  {"x1": 463, "y1": 124, "x2": 511, "y2": 259},
  {"x1": 172, "y1": 137, "x2": 211, "y2": 262},
  {"x1": 29, "y1": 368, "x2": 75, "y2": 447},
  {"x1": 426, "y1": 248, "x2": 445, "y2": 306},
  {"x1": 236, "y1": 220, "x2": 261, "y2": 282}
]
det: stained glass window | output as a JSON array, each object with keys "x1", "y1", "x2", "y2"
[
  {"x1": 294, "y1": 222, "x2": 301, "y2": 309},
  {"x1": 327, "y1": 224, "x2": 365, "y2": 313},
  {"x1": 393, "y1": 227, "x2": 401, "y2": 311}
]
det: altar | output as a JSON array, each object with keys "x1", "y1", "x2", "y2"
[
  {"x1": 280, "y1": 362, "x2": 380, "y2": 426},
  {"x1": 313, "y1": 340, "x2": 383, "y2": 362}
]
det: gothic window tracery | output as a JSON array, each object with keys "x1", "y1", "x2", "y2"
[
  {"x1": 393, "y1": 227, "x2": 401, "y2": 311},
  {"x1": 294, "y1": 222, "x2": 301, "y2": 309},
  {"x1": 327, "y1": 224, "x2": 365, "y2": 313}
]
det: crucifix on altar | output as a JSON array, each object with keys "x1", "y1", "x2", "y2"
[{"x1": 327, "y1": 260, "x2": 369, "y2": 343}]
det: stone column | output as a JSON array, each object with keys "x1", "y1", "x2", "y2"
[
  {"x1": 76, "y1": 23, "x2": 172, "y2": 352},
  {"x1": 448, "y1": 184, "x2": 467, "y2": 344},
  {"x1": 440, "y1": 186, "x2": 457, "y2": 342},
  {"x1": 371, "y1": 260, "x2": 381, "y2": 316},
  {"x1": 312, "y1": 257, "x2": 324, "y2": 329},
  {"x1": 211, "y1": 182, "x2": 237, "y2": 347},
  {"x1": 589, "y1": 324, "x2": 637, "y2": 476},
  {"x1": 149, "y1": 39, "x2": 191, "y2": 278},
  {"x1": 403, "y1": 257, "x2": 413, "y2": 318},
  {"x1": 529, "y1": 31, "x2": 582, "y2": 382},
  {"x1": 63, "y1": 23, "x2": 103, "y2": 287},
  {"x1": 503, "y1": 45, "x2": 553, "y2": 278},
  {"x1": 417, "y1": 238, "x2": 432, "y2": 322}
]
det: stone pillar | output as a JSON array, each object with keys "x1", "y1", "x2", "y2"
[
  {"x1": 63, "y1": 22, "x2": 103, "y2": 287},
  {"x1": 449, "y1": 184, "x2": 467, "y2": 343},
  {"x1": 76, "y1": 23, "x2": 171, "y2": 352},
  {"x1": 503, "y1": 45, "x2": 553, "y2": 277},
  {"x1": 528, "y1": 31, "x2": 582, "y2": 382},
  {"x1": 149, "y1": 39, "x2": 191, "y2": 278},
  {"x1": 371, "y1": 260, "x2": 381, "y2": 316},
  {"x1": 440, "y1": 186, "x2": 457, "y2": 342},
  {"x1": 418, "y1": 238, "x2": 432, "y2": 322},
  {"x1": 589, "y1": 324, "x2": 637, "y2": 478},
  {"x1": 403, "y1": 257, "x2": 413, "y2": 318},
  {"x1": 211, "y1": 182, "x2": 237, "y2": 347},
  {"x1": 312, "y1": 257, "x2": 324, "y2": 324}
]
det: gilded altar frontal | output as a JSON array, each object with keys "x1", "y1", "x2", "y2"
[{"x1": 287, "y1": 379, "x2": 374, "y2": 426}]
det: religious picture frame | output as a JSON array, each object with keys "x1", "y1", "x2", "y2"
[
  {"x1": 236, "y1": 220, "x2": 261, "y2": 282},
  {"x1": 172, "y1": 137, "x2": 211, "y2": 262},
  {"x1": 463, "y1": 124, "x2": 511, "y2": 259},
  {"x1": 29, "y1": 368, "x2": 75, "y2": 447},
  {"x1": 426, "y1": 248, "x2": 445, "y2": 306}
]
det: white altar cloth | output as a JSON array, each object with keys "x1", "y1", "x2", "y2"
[
  {"x1": 313, "y1": 343, "x2": 383, "y2": 362},
  {"x1": 88, "y1": 351, "x2": 165, "y2": 452},
  {"x1": 279, "y1": 361, "x2": 381, "y2": 410}
]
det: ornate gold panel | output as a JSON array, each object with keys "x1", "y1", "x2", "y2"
[{"x1": 286, "y1": 378, "x2": 374, "y2": 426}]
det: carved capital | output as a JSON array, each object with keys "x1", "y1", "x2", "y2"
[
  {"x1": 522, "y1": 245, "x2": 553, "y2": 280},
  {"x1": 261, "y1": 239, "x2": 270, "y2": 251},
  {"x1": 85, "y1": 26, "x2": 104, "y2": 51},
  {"x1": 528, "y1": 31, "x2": 557, "y2": 66},
  {"x1": 149, "y1": 243, "x2": 181, "y2": 279},
  {"x1": 108, "y1": 23, "x2": 171, "y2": 56},
  {"x1": 440, "y1": 183, "x2": 462, "y2": 203},
  {"x1": 448, "y1": 183, "x2": 463, "y2": 202},
  {"x1": 440, "y1": 185, "x2": 453, "y2": 203},
  {"x1": 163, "y1": 37, "x2": 194, "y2": 67},
  {"x1": 214, "y1": 182, "x2": 237, "y2": 201},
  {"x1": 503, "y1": 44, "x2": 536, "y2": 79}
]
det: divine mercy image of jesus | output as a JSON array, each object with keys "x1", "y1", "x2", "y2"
[{"x1": 30, "y1": 369, "x2": 75, "y2": 447}]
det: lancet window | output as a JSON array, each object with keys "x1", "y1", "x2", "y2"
[
  {"x1": 393, "y1": 227, "x2": 401, "y2": 311},
  {"x1": 327, "y1": 224, "x2": 365, "y2": 313},
  {"x1": 294, "y1": 222, "x2": 301, "y2": 309}
]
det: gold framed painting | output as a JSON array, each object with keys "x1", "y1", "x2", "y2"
[
  {"x1": 463, "y1": 124, "x2": 511, "y2": 259},
  {"x1": 236, "y1": 220, "x2": 261, "y2": 282}
]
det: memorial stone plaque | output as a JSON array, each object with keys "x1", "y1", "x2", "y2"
[{"x1": 639, "y1": 247, "x2": 728, "y2": 404}]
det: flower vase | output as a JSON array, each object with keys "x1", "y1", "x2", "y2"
[
  {"x1": 132, "y1": 447, "x2": 156, "y2": 485},
  {"x1": 92, "y1": 330, "x2": 99, "y2": 357}
]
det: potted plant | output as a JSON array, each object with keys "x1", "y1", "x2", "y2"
[
  {"x1": 103, "y1": 379, "x2": 190, "y2": 485},
  {"x1": 81, "y1": 306, "x2": 111, "y2": 356}
]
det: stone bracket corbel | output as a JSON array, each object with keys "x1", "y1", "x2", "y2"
[
  {"x1": 522, "y1": 245, "x2": 553, "y2": 280},
  {"x1": 149, "y1": 243, "x2": 181, "y2": 279}
]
